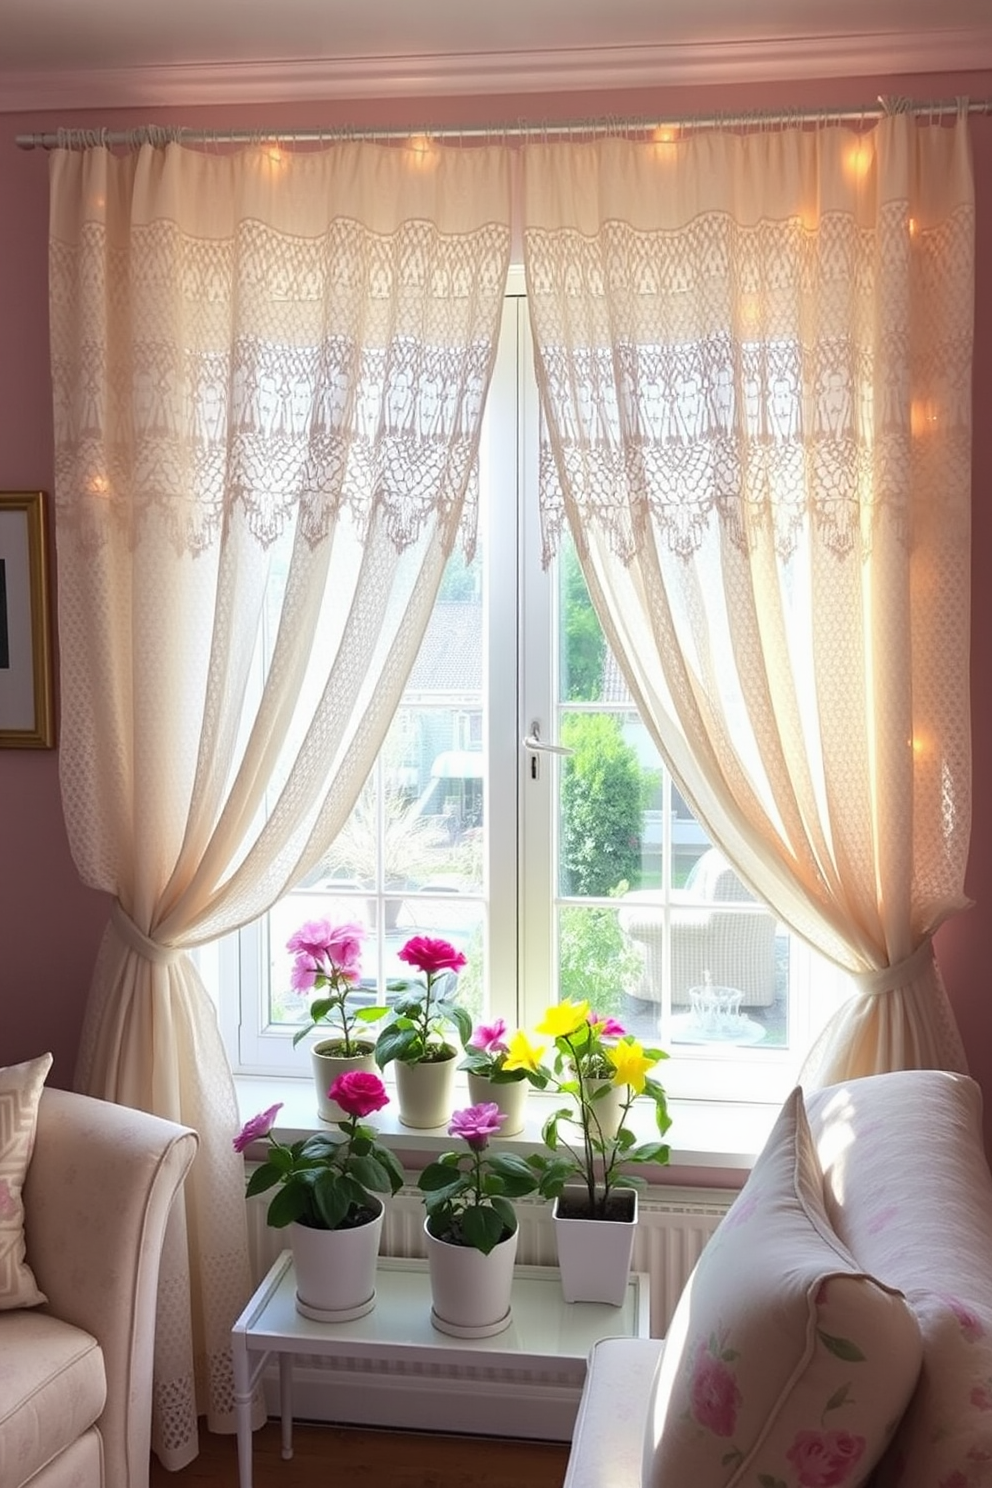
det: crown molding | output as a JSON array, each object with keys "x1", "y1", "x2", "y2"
[{"x1": 3, "y1": 29, "x2": 992, "y2": 115}]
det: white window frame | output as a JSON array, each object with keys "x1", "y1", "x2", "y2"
[{"x1": 209, "y1": 271, "x2": 852, "y2": 1107}]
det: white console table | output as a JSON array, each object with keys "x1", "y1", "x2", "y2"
[{"x1": 231, "y1": 1250, "x2": 651, "y2": 1488}]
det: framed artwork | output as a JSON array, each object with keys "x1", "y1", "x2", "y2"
[{"x1": 0, "y1": 491, "x2": 54, "y2": 748}]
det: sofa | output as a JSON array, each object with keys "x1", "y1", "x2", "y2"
[
  {"x1": 562, "y1": 1067, "x2": 992, "y2": 1488},
  {"x1": 618, "y1": 848, "x2": 779, "y2": 1010},
  {"x1": 0, "y1": 1055, "x2": 198, "y2": 1488}
]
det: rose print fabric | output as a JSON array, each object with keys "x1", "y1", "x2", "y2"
[
  {"x1": 807, "y1": 1071, "x2": 992, "y2": 1488},
  {"x1": 641, "y1": 1088, "x2": 922, "y2": 1488}
]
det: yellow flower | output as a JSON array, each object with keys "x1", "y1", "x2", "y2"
[
  {"x1": 536, "y1": 1000, "x2": 590, "y2": 1039},
  {"x1": 606, "y1": 1038, "x2": 657, "y2": 1095},
  {"x1": 503, "y1": 1029, "x2": 546, "y2": 1074}
]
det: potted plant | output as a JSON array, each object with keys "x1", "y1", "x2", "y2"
[
  {"x1": 525, "y1": 999, "x2": 672, "y2": 1305},
  {"x1": 287, "y1": 918, "x2": 389, "y2": 1122},
  {"x1": 417, "y1": 1101, "x2": 542, "y2": 1336},
  {"x1": 318, "y1": 782, "x2": 448, "y2": 928},
  {"x1": 235, "y1": 1071, "x2": 405, "y2": 1320},
  {"x1": 374, "y1": 935, "x2": 473, "y2": 1128},
  {"x1": 458, "y1": 1017, "x2": 549, "y2": 1136}
]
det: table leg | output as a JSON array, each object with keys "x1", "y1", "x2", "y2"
[
  {"x1": 231, "y1": 1339, "x2": 256, "y2": 1488},
  {"x1": 279, "y1": 1352, "x2": 294, "y2": 1460}
]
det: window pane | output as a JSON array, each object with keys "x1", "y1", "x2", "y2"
[{"x1": 264, "y1": 534, "x2": 487, "y2": 1038}]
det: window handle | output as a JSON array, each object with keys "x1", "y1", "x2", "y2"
[{"x1": 522, "y1": 721, "x2": 573, "y2": 756}]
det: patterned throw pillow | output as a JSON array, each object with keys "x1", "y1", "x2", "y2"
[
  {"x1": 0, "y1": 1052, "x2": 53, "y2": 1308},
  {"x1": 807, "y1": 1070, "x2": 992, "y2": 1488},
  {"x1": 641, "y1": 1087, "x2": 923, "y2": 1488}
]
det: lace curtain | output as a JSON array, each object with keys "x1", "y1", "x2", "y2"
[
  {"x1": 48, "y1": 138, "x2": 511, "y2": 1467},
  {"x1": 523, "y1": 114, "x2": 973, "y2": 1081}
]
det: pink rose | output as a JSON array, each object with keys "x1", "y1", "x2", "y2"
[
  {"x1": 329, "y1": 1070, "x2": 389, "y2": 1120},
  {"x1": 233, "y1": 1102, "x2": 283, "y2": 1153},
  {"x1": 969, "y1": 1382, "x2": 992, "y2": 1412},
  {"x1": 944, "y1": 1297, "x2": 986, "y2": 1343},
  {"x1": 937, "y1": 1473, "x2": 968, "y2": 1488},
  {"x1": 785, "y1": 1429, "x2": 866, "y2": 1487},
  {"x1": 689, "y1": 1342, "x2": 741, "y2": 1437},
  {"x1": 398, "y1": 935, "x2": 467, "y2": 977},
  {"x1": 449, "y1": 1102, "x2": 505, "y2": 1149}
]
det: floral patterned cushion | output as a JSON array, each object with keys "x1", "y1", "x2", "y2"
[
  {"x1": 807, "y1": 1070, "x2": 992, "y2": 1488},
  {"x1": 0, "y1": 1052, "x2": 52, "y2": 1309},
  {"x1": 641, "y1": 1087, "x2": 922, "y2": 1488}
]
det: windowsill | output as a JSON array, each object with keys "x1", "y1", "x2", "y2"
[{"x1": 233, "y1": 1071, "x2": 776, "y2": 1179}]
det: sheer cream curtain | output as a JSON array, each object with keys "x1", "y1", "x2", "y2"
[
  {"x1": 48, "y1": 138, "x2": 511, "y2": 1467},
  {"x1": 523, "y1": 114, "x2": 973, "y2": 1082}
]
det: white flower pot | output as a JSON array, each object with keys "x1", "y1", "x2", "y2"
[
  {"x1": 466, "y1": 1071, "x2": 529, "y2": 1136},
  {"x1": 424, "y1": 1215, "x2": 518, "y2": 1337},
  {"x1": 394, "y1": 1051, "x2": 457, "y2": 1129},
  {"x1": 552, "y1": 1187, "x2": 638, "y2": 1306},
  {"x1": 309, "y1": 1040, "x2": 377, "y2": 1124},
  {"x1": 582, "y1": 1079, "x2": 626, "y2": 1143},
  {"x1": 289, "y1": 1197, "x2": 384, "y2": 1322}
]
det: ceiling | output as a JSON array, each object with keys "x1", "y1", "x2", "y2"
[{"x1": 2, "y1": 0, "x2": 991, "y2": 113}]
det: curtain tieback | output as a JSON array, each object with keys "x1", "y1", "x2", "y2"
[
  {"x1": 851, "y1": 936, "x2": 935, "y2": 998},
  {"x1": 110, "y1": 900, "x2": 181, "y2": 966}
]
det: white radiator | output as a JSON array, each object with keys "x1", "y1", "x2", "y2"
[{"x1": 247, "y1": 1179, "x2": 733, "y2": 1337}]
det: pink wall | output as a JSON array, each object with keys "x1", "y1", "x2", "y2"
[{"x1": 2, "y1": 67, "x2": 990, "y2": 1143}]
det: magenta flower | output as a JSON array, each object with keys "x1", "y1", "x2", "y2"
[
  {"x1": 469, "y1": 1018, "x2": 509, "y2": 1054},
  {"x1": 398, "y1": 935, "x2": 467, "y2": 977},
  {"x1": 785, "y1": 1429, "x2": 866, "y2": 1487},
  {"x1": 329, "y1": 1070, "x2": 390, "y2": 1120},
  {"x1": 588, "y1": 1010, "x2": 626, "y2": 1038},
  {"x1": 287, "y1": 919, "x2": 364, "y2": 992},
  {"x1": 448, "y1": 1102, "x2": 506, "y2": 1149},
  {"x1": 233, "y1": 1102, "x2": 283, "y2": 1153}
]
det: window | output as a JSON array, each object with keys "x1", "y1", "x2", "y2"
[{"x1": 211, "y1": 273, "x2": 851, "y2": 1106}]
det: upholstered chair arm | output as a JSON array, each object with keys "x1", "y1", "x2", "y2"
[
  {"x1": 22, "y1": 1087, "x2": 197, "y2": 1488},
  {"x1": 564, "y1": 1337, "x2": 665, "y2": 1488}
]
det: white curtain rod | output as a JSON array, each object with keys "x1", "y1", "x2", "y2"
[{"x1": 14, "y1": 95, "x2": 992, "y2": 150}]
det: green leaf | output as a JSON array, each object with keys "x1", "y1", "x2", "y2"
[
  {"x1": 265, "y1": 1183, "x2": 308, "y2": 1228},
  {"x1": 245, "y1": 1161, "x2": 282, "y2": 1197},
  {"x1": 817, "y1": 1330, "x2": 866, "y2": 1362},
  {"x1": 312, "y1": 1176, "x2": 351, "y2": 1230},
  {"x1": 487, "y1": 1153, "x2": 540, "y2": 1192},
  {"x1": 348, "y1": 1153, "x2": 391, "y2": 1193},
  {"x1": 374, "y1": 1025, "x2": 419, "y2": 1068},
  {"x1": 461, "y1": 1204, "x2": 507, "y2": 1255},
  {"x1": 444, "y1": 1003, "x2": 474, "y2": 1045},
  {"x1": 418, "y1": 1164, "x2": 468, "y2": 1195},
  {"x1": 490, "y1": 1195, "x2": 516, "y2": 1231},
  {"x1": 825, "y1": 1383, "x2": 853, "y2": 1413},
  {"x1": 391, "y1": 991, "x2": 426, "y2": 1017},
  {"x1": 375, "y1": 1145, "x2": 407, "y2": 1192},
  {"x1": 628, "y1": 1141, "x2": 670, "y2": 1166},
  {"x1": 355, "y1": 1005, "x2": 390, "y2": 1025}
]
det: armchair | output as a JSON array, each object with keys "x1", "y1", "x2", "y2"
[
  {"x1": 1, "y1": 1086, "x2": 197, "y2": 1488},
  {"x1": 618, "y1": 848, "x2": 778, "y2": 1009}
]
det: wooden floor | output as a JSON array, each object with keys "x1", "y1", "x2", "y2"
[{"x1": 150, "y1": 1420, "x2": 570, "y2": 1487}]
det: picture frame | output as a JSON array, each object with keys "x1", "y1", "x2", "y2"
[{"x1": 0, "y1": 491, "x2": 54, "y2": 748}]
